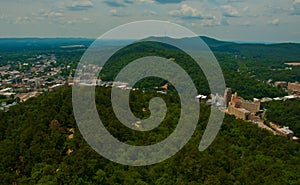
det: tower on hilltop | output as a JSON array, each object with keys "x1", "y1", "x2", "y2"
[{"x1": 224, "y1": 88, "x2": 232, "y2": 107}]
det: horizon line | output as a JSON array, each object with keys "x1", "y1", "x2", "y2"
[{"x1": 0, "y1": 36, "x2": 298, "y2": 45}]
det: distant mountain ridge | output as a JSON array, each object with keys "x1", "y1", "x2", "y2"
[{"x1": 0, "y1": 37, "x2": 300, "y2": 60}]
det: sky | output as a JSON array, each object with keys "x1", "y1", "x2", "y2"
[{"x1": 0, "y1": 0, "x2": 300, "y2": 42}]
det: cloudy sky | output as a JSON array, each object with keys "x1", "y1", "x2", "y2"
[{"x1": 0, "y1": 0, "x2": 300, "y2": 42}]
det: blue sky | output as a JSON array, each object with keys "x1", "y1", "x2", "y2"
[{"x1": 0, "y1": 0, "x2": 300, "y2": 42}]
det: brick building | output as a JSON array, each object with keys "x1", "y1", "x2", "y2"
[
  {"x1": 288, "y1": 82, "x2": 300, "y2": 93},
  {"x1": 227, "y1": 92, "x2": 260, "y2": 120}
]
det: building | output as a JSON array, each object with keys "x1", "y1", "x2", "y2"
[
  {"x1": 34, "y1": 78, "x2": 43, "y2": 89},
  {"x1": 16, "y1": 92, "x2": 42, "y2": 102},
  {"x1": 285, "y1": 61, "x2": 300, "y2": 66},
  {"x1": 283, "y1": 95, "x2": 297, "y2": 100},
  {"x1": 274, "y1": 81, "x2": 287, "y2": 89},
  {"x1": 211, "y1": 93, "x2": 225, "y2": 107},
  {"x1": 229, "y1": 92, "x2": 260, "y2": 113},
  {"x1": 288, "y1": 82, "x2": 300, "y2": 93},
  {"x1": 67, "y1": 73, "x2": 73, "y2": 86},
  {"x1": 228, "y1": 103, "x2": 250, "y2": 120},
  {"x1": 48, "y1": 84, "x2": 64, "y2": 92},
  {"x1": 227, "y1": 92, "x2": 260, "y2": 120},
  {"x1": 224, "y1": 88, "x2": 232, "y2": 107},
  {"x1": 195, "y1": 94, "x2": 208, "y2": 103},
  {"x1": 240, "y1": 100, "x2": 260, "y2": 113},
  {"x1": 281, "y1": 126, "x2": 294, "y2": 140},
  {"x1": 270, "y1": 122, "x2": 296, "y2": 140},
  {"x1": 0, "y1": 88, "x2": 12, "y2": 93}
]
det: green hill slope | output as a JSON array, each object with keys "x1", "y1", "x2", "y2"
[{"x1": 0, "y1": 87, "x2": 300, "y2": 184}]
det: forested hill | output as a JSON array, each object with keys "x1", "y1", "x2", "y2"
[
  {"x1": 200, "y1": 36, "x2": 300, "y2": 60},
  {"x1": 0, "y1": 38, "x2": 132, "y2": 52},
  {"x1": 1, "y1": 87, "x2": 300, "y2": 184},
  {"x1": 1, "y1": 37, "x2": 300, "y2": 59}
]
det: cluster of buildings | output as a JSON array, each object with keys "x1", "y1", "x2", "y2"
[
  {"x1": 1, "y1": 52, "x2": 299, "y2": 140},
  {"x1": 274, "y1": 81, "x2": 300, "y2": 95},
  {"x1": 224, "y1": 88, "x2": 298, "y2": 140},
  {"x1": 269, "y1": 122, "x2": 298, "y2": 140},
  {"x1": 0, "y1": 54, "x2": 74, "y2": 111},
  {"x1": 220, "y1": 88, "x2": 260, "y2": 120},
  {"x1": 288, "y1": 82, "x2": 300, "y2": 94},
  {"x1": 196, "y1": 87, "x2": 298, "y2": 141},
  {"x1": 227, "y1": 91, "x2": 260, "y2": 120},
  {"x1": 195, "y1": 88, "x2": 260, "y2": 121}
]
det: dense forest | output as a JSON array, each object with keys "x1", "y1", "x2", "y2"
[
  {"x1": 1, "y1": 37, "x2": 297, "y2": 99},
  {"x1": 2, "y1": 36, "x2": 300, "y2": 86},
  {"x1": 202, "y1": 37, "x2": 300, "y2": 83},
  {"x1": 0, "y1": 87, "x2": 300, "y2": 184},
  {"x1": 99, "y1": 40, "x2": 287, "y2": 99},
  {"x1": 264, "y1": 99, "x2": 300, "y2": 137},
  {"x1": 1, "y1": 37, "x2": 300, "y2": 184}
]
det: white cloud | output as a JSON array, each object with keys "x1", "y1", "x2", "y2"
[
  {"x1": 48, "y1": 12, "x2": 64, "y2": 18},
  {"x1": 188, "y1": 15, "x2": 228, "y2": 27},
  {"x1": 32, "y1": 9, "x2": 64, "y2": 23},
  {"x1": 0, "y1": 0, "x2": 300, "y2": 42},
  {"x1": 292, "y1": 0, "x2": 300, "y2": 15},
  {"x1": 66, "y1": 0, "x2": 93, "y2": 11},
  {"x1": 200, "y1": 19, "x2": 220, "y2": 27},
  {"x1": 52, "y1": 16, "x2": 92, "y2": 25},
  {"x1": 138, "y1": 0, "x2": 155, "y2": 3},
  {"x1": 222, "y1": 5, "x2": 240, "y2": 17},
  {"x1": 169, "y1": 4, "x2": 212, "y2": 20},
  {"x1": 155, "y1": 0, "x2": 185, "y2": 3},
  {"x1": 201, "y1": 16, "x2": 228, "y2": 27},
  {"x1": 109, "y1": 9, "x2": 118, "y2": 15},
  {"x1": 109, "y1": 8, "x2": 129, "y2": 17},
  {"x1": 0, "y1": 15, "x2": 10, "y2": 23},
  {"x1": 240, "y1": 21, "x2": 252, "y2": 27},
  {"x1": 268, "y1": 18, "x2": 280, "y2": 25},
  {"x1": 39, "y1": 10, "x2": 64, "y2": 18},
  {"x1": 15, "y1": 16, "x2": 31, "y2": 24},
  {"x1": 143, "y1": 10, "x2": 157, "y2": 16},
  {"x1": 104, "y1": 0, "x2": 134, "y2": 7}
]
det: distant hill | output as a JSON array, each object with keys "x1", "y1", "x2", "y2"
[
  {"x1": 0, "y1": 38, "x2": 131, "y2": 52},
  {"x1": 1, "y1": 36, "x2": 300, "y2": 54},
  {"x1": 200, "y1": 36, "x2": 300, "y2": 60},
  {"x1": 0, "y1": 38, "x2": 93, "y2": 51}
]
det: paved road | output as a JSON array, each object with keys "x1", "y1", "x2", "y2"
[{"x1": 255, "y1": 121, "x2": 277, "y2": 135}]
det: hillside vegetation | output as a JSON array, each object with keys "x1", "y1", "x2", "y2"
[{"x1": 0, "y1": 87, "x2": 300, "y2": 184}]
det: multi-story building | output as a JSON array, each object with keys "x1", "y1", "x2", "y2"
[
  {"x1": 227, "y1": 92, "x2": 260, "y2": 120},
  {"x1": 288, "y1": 82, "x2": 300, "y2": 93},
  {"x1": 228, "y1": 102, "x2": 250, "y2": 120},
  {"x1": 211, "y1": 93, "x2": 225, "y2": 107},
  {"x1": 224, "y1": 87, "x2": 232, "y2": 107},
  {"x1": 240, "y1": 100, "x2": 260, "y2": 113},
  {"x1": 274, "y1": 81, "x2": 288, "y2": 89}
]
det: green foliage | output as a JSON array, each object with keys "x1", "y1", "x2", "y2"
[
  {"x1": 264, "y1": 99, "x2": 300, "y2": 137},
  {"x1": 100, "y1": 41, "x2": 287, "y2": 99},
  {"x1": 1, "y1": 37, "x2": 300, "y2": 184},
  {"x1": 0, "y1": 87, "x2": 300, "y2": 184},
  {"x1": 100, "y1": 41, "x2": 209, "y2": 95}
]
